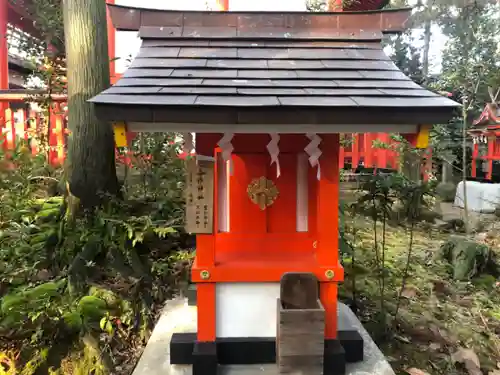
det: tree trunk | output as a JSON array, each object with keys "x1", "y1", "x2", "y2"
[
  {"x1": 462, "y1": 103, "x2": 470, "y2": 234},
  {"x1": 63, "y1": 0, "x2": 119, "y2": 207},
  {"x1": 442, "y1": 160, "x2": 453, "y2": 183},
  {"x1": 402, "y1": 151, "x2": 421, "y2": 182},
  {"x1": 422, "y1": 18, "x2": 431, "y2": 81}
]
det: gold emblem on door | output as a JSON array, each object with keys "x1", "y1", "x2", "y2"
[{"x1": 247, "y1": 176, "x2": 279, "y2": 210}]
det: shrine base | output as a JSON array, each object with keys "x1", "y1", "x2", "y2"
[
  {"x1": 171, "y1": 332, "x2": 361, "y2": 375},
  {"x1": 130, "y1": 298, "x2": 394, "y2": 375}
]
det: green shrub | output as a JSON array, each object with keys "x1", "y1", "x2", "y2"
[{"x1": 0, "y1": 134, "x2": 192, "y2": 374}]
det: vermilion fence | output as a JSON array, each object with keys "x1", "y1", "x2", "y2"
[
  {"x1": 0, "y1": 97, "x2": 68, "y2": 165},
  {"x1": 339, "y1": 133, "x2": 433, "y2": 181},
  {"x1": 0, "y1": 96, "x2": 432, "y2": 179}
]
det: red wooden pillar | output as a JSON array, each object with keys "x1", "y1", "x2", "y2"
[
  {"x1": 339, "y1": 139, "x2": 345, "y2": 169},
  {"x1": 388, "y1": 136, "x2": 397, "y2": 169},
  {"x1": 472, "y1": 143, "x2": 479, "y2": 178},
  {"x1": 55, "y1": 104, "x2": 64, "y2": 164},
  {"x1": 378, "y1": 133, "x2": 389, "y2": 168},
  {"x1": 194, "y1": 134, "x2": 217, "y2": 343},
  {"x1": 193, "y1": 0, "x2": 229, "y2": 345},
  {"x1": 48, "y1": 105, "x2": 57, "y2": 164},
  {"x1": 317, "y1": 134, "x2": 340, "y2": 339},
  {"x1": 7, "y1": 107, "x2": 14, "y2": 148},
  {"x1": 352, "y1": 134, "x2": 360, "y2": 168},
  {"x1": 22, "y1": 109, "x2": 29, "y2": 142},
  {"x1": 28, "y1": 108, "x2": 38, "y2": 155},
  {"x1": 364, "y1": 133, "x2": 374, "y2": 168},
  {"x1": 0, "y1": 0, "x2": 9, "y2": 149},
  {"x1": 107, "y1": 0, "x2": 117, "y2": 83},
  {"x1": 487, "y1": 136, "x2": 494, "y2": 180}
]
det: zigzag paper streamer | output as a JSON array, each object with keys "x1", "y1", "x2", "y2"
[
  {"x1": 305, "y1": 133, "x2": 322, "y2": 180},
  {"x1": 266, "y1": 133, "x2": 281, "y2": 178},
  {"x1": 218, "y1": 133, "x2": 234, "y2": 174},
  {"x1": 182, "y1": 133, "x2": 194, "y2": 154}
]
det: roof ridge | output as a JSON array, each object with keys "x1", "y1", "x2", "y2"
[{"x1": 108, "y1": 4, "x2": 410, "y2": 34}]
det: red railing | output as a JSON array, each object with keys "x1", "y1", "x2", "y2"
[
  {"x1": 0, "y1": 92, "x2": 432, "y2": 180},
  {"x1": 0, "y1": 93, "x2": 68, "y2": 165},
  {"x1": 339, "y1": 132, "x2": 433, "y2": 181}
]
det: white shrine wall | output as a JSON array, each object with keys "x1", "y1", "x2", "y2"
[{"x1": 216, "y1": 282, "x2": 280, "y2": 338}]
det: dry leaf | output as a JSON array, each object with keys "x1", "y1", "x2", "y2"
[
  {"x1": 401, "y1": 286, "x2": 418, "y2": 298},
  {"x1": 395, "y1": 334, "x2": 411, "y2": 343},
  {"x1": 429, "y1": 342, "x2": 441, "y2": 351},
  {"x1": 406, "y1": 368, "x2": 431, "y2": 375},
  {"x1": 451, "y1": 348, "x2": 482, "y2": 375},
  {"x1": 432, "y1": 280, "x2": 450, "y2": 295},
  {"x1": 455, "y1": 296, "x2": 475, "y2": 308}
]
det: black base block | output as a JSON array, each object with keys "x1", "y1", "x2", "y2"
[
  {"x1": 170, "y1": 332, "x2": 196, "y2": 364},
  {"x1": 218, "y1": 337, "x2": 275, "y2": 365},
  {"x1": 193, "y1": 341, "x2": 217, "y2": 375},
  {"x1": 338, "y1": 330, "x2": 364, "y2": 362},
  {"x1": 324, "y1": 339, "x2": 346, "y2": 375},
  {"x1": 170, "y1": 330, "x2": 364, "y2": 375}
]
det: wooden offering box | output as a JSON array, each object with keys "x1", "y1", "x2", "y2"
[{"x1": 277, "y1": 273, "x2": 325, "y2": 375}]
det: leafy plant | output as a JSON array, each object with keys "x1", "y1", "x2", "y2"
[{"x1": 0, "y1": 134, "x2": 191, "y2": 374}]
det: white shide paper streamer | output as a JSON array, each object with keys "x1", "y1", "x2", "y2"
[
  {"x1": 266, "y1": 133, "x2": 281, "y2": 178},
  {"x1": 182, "y1": 133, "x2": 193, "y2": 155},
  {"x1": 305, "y1": 133, "x2": 322, "y2": 180},
  {"x1": 218, "y1": 133, "x2": 234, "y2": 174}
]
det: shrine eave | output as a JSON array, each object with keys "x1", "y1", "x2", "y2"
[
  {"x1": 8, "y1": 1, "x2": 44, "y2": 40},
  {"x1": 8, "y1": 54, "x2": 36, "y2": 74},
  {"x1": 90, "y1": 8, "x2": 460, "y2": 129},
  {"x1": 473, "y1": 103, "x2": 500, "y2": 127}
]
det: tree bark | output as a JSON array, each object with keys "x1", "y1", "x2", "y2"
[
  {"x1": 63, "y1": 0, "x2": 119, "y2": 207},
  {"x1": 442, "y1": 160, "x2": 453, "y2": 183},
  {"x1": 422, "y1": 18, "x2": 431, "y2": 81},
  {"x1": 402, "y1": 151, "x2": 421, "y2": 182}
]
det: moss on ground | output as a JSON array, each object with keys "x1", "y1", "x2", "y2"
[{"x1": 340, "y1": 217, "x2": 500, "y2": 375}]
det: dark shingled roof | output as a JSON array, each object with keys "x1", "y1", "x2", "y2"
[{"x1": 89, "y1": 6, "x2": 460, "y2": 126}]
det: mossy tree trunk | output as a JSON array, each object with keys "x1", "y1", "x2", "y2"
[
  {"x1": 442, "y1": 161, "x2": 453, "y2": 183},
  {"x1": 63, "y1": 0, "x2": 119, "y2": 207}
]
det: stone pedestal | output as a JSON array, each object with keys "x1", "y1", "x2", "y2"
[{"x1": 132, "y1": 298, "x2": 394, "y2": 375}]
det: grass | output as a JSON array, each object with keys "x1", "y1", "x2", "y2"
[{"x1": 340, "y1": 217, "x2": 500, "y2": 375}]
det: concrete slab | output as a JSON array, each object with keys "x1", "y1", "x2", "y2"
[{"x1": 132, "y1": 299, "x2": 394, "y2": 375}]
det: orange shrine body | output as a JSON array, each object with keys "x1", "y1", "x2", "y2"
[
  {"x1": 91, "y1": 5, "x2": 460, "y2": 375},
  {"x1": 192, "y1": 134, "x2": 343, "y2": 341}
]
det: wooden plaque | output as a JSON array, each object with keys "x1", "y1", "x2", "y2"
[{"x1": 185, "y1": 158, "x2": 214, "y2": 234}]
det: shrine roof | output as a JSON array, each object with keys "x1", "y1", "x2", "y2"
[
  {"x1": 473, "y1": 103, "x2": 500, "y2": 127},
  {"x1": 89, "y1": 5, "x2": 460, "y2": 128}
]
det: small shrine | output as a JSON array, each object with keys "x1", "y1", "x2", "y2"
[
  {"x1": 91, "y1": 5, "x2": 459, "y2": 375},
  {"x1": 469, "y1": 100, "x2": 500, "y2": 181}
]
